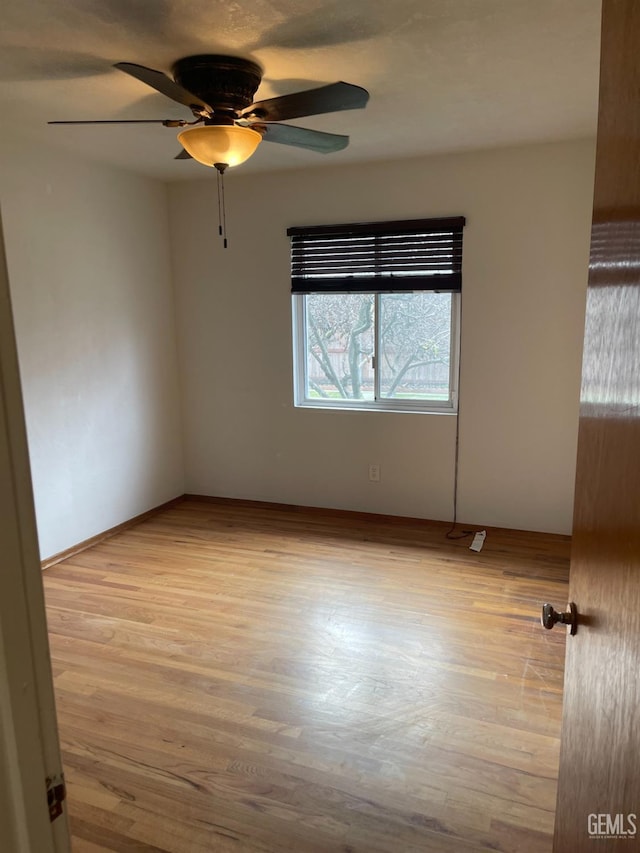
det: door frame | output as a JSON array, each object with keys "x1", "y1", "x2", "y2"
[{"x1": 0, "y1": 203, "x2": 70, "y2": 852}]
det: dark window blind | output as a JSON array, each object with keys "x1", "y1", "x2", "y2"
[{"x1": 287, "y1": 216, "x2": 465, "y2": 294}]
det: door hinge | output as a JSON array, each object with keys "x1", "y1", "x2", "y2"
[{"x1": 46, "y1": 773, "x2": 66, "y2": 823}]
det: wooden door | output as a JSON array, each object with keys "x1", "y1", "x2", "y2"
[{"x1": 554, "y1": 1, "x2": 640, "y2": 849}]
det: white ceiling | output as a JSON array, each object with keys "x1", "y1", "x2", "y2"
[{"x1": 0, "y1": 0, "x2": 602, "y2": 180}]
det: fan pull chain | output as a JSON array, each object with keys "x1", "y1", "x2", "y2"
[
  {"x1": 220, "y1": 169, "x2": 228, "y2": 249},
  {"x1": 215, "y1": 163, "x2": 228, "y2": 249},
  {"x1": 216, "y1": 168, "x2": 223, "y2": 239}
]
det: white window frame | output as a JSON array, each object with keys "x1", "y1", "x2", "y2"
[{"x1": 292, "y1": 292, "x2": 460, "y2": 414}]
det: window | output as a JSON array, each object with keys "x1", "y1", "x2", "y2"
[{"x1": 288, "y1": 217, "x2": 465, "y2": 413}]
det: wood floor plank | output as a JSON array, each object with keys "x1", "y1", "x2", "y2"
[{"x1": 43, "y1": 498, "x2": 569, "y2": 852}]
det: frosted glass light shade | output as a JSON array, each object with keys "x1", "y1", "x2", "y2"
[{"x1": 177, "y1": 125, "x2": 262, "y2": 168}]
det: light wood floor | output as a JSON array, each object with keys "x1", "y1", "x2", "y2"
[{"x1": 43, "y1": 498, "x2": 570, "y2": 853}]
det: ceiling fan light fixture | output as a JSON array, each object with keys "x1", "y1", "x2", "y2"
[{"x1": 177, "y1": 124, "x2": 262, "y2": 168}]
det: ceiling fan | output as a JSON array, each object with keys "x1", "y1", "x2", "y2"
[{"x1": 49, "y1": 54, "x2": 370, "y2": 171}]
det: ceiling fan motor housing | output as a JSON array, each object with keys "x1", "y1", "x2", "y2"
[{"x1": 172, "y1": 55, "x2": 263, "y2": 114}]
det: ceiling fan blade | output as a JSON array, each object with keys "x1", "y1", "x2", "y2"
[
  {"x1": 175, "y1": 149, "x2": 192, "y2": 160},
  {"x1": 48, "y1": 119, "x2": 187, "y2": 126},
  {"x1": 114, "y1": 62, "x2": 211, "y2": 112},
  {"x1": 259, "y1": 123, "x2": 348, "y2": 153},
  {"x1": 240, "y1": 81, "x2": 369, "y2": 122}
]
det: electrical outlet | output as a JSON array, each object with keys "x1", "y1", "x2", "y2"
[{"x1": 369, "y1": 463, "x2": 380, "y2": 482}]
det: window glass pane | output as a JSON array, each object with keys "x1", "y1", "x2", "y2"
[
  {"x1": 379, "y1": 293, "x2": 452, "y2": 401},
  {"x1": 305, "y1": 294, "x2": 375, "y2": 400}
]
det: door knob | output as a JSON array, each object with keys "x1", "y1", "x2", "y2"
[{"x1": 541, "y1": 602, "x2": 577, "y2": 635}]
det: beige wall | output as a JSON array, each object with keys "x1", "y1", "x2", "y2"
[
  {"x1": 0, "y1": 138, "x2": 185, "y2": 559},
  {"x1": 0, "y1": 136, "x2": 595, "y2": 551},
  {"x1": 169, "y1": 139, "x2": 595, "y2": 534}
]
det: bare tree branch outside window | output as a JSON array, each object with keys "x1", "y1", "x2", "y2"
[{"x1": 304, "y1": 292, "x2": 451, "y2": 401}]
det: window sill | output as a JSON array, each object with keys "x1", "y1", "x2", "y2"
[{"x1": 294, "y1": 400, "x2": 457, "y2": 415}]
